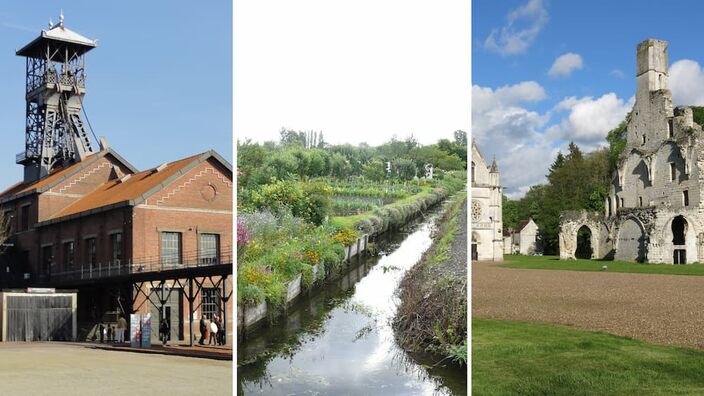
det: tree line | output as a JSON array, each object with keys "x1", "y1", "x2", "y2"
[
  {"x1": 238, "y1": 128, "x2": 467, "y2": 190},
  {"x1": 503, "y1": 121, "x2": 627, "y2": 254}
]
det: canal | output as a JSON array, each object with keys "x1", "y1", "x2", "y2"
[{"x1": 237, "y1": 207, "x2": 467, "y2": 395}]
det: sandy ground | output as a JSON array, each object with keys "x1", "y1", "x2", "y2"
[
  {"x1": 0, "y1": 343, "x2": 232, "y2": 395},
  {"x1": 473, "y1": 261, "x2": 704, "y2": 349}
]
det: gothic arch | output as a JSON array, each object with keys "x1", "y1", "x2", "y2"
[
  {"x1": 615, "y1": 216, "x2": 647, "y2": 262},
  {"x1": 661, "y1": 214, "x2": 699, "y2": 264},
  {"x1": 559, "y1": 210, "x2": 611, "y2": 260}
]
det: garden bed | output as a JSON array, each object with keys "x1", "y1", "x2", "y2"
[{"x1": 237, "y1": 233, "x2": 369, "y2": 331}]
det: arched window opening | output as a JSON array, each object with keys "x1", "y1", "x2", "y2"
[
  {"x1": 575, "y1": 225, "x2": 593, "y2": 259},
  {"x1": 672, "y1": 216, "x2": 687, "y2": 245}
]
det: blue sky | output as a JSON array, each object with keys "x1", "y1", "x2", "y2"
[
  {"x1": 473, "y1": 0, "x2": 704, "y2": 198},
  {"x1": 0, "y1": 1, "x2": 231, "y2": 190}
]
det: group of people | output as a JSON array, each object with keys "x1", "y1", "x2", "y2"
[
  {"x1": 94, "y1": 313, "x2": 226, "y2": 346},
  {"x1": 98, "y1": 316, "x2": 128, "y2": 344},
  {"x1": 199, "y1": 314, "x2": 225, "y2": 346}
]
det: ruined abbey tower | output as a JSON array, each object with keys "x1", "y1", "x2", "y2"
[{"x1": 560, "y1": 39, "x2": 704, "y2": 264}]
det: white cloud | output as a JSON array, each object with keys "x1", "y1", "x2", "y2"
[
  {"x1": 473, "y1": 83, "x2": 635, "y2": 199},
  {"x1": 670, "y1": 59, "x2": 704, "y2": 106},
  {"x1": 548, "y1": 53, "x2": 583, "y2": 78},
  {"x1": 473, "y1": 81, "x2": 546, "y2": 112},
  {"x1": 550, "y1": 93, "x2": 633, "y2": 149},
  {"x1": 484, "y1": 0, "x2": 548, "y2": 56},
  {"x1": 472, "y1": 82, "x2": 554, "y2": 198},
  {"x1": 610, "y1": 69, "x2": 625, "y2": 79}
]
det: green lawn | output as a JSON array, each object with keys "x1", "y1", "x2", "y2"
[
  {"x1": 500, "y1": 254, "x2": 704, "y2": 276},
  {"x1": 473, "y1": 319, "x2": 704, "y2": 395}
]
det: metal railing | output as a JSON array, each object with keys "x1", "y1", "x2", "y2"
[
  {"x1": 44, "y1": 247, "x2": 233, "y2": 283},
  {"x1": 27, "y1": 71, "x2": 86, "y2": 93}
]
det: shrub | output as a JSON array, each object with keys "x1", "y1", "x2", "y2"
[
  {"x1": 356, "y1": 218, "x2": 375, "y2": 235},
  {"x1": 239, "y1": 209, "x2": 280, "y2": 244},
  {"x1": 300, "y1": 263, "x2": 315, "y2": 289},
  {"x1": 300, "y1": 181, "x2": 332, "y2": 225},
  {"x1": 238, "y1": 283, "x2": 265, "y2": 305},
  {"x1": 332, "y1": 228, "x2": 358, "y2": 246},
  {"x1": 250, "y1": 179, "x2": 332, "y2": 226}
]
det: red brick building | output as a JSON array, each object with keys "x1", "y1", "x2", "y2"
[{"x1": 0, "y1": 147, "x2": 233, "y2": 343}]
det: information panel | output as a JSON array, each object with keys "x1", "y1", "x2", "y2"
[
  {"x1": 140, "y1": 313, "x2": 152, "y2": 348},
  {"x1": 130, "y1": 314, "x2": 141, "y2": 348}
]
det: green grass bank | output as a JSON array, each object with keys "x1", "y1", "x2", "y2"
[
  {"x1": 473, "y1": 319, "x2": 704, "y2": 395},
  {"x1": 500, "y1": 254, "x2": 704, "y2": 276}
]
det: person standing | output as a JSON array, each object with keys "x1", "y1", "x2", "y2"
[
  {"x1": 209, "y1": 316, "x2": 218, "y2": 346},
  {"x1": 117, "y1": 316, "x2": 127, "y2": 344},
  {"x1": 217, "y1": 316, "x2": 225, "y2": 345},
  {"x1": 199, "y1": 315, "x2": 207, "y2": 345},
  {"x1": 160, "y1": 317, "x2": 170, "y2": 346}
]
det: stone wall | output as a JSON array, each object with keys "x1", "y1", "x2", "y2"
[{"x1": 559, "y1": 210, "x2": 611, "y2": 260}]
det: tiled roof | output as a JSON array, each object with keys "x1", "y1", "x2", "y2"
[
  {"x1": 0, "y1": 150, "x2": 137, "y2": 202},
  {"x1": 48, "y1": 154, "x2": 203, "y2": 220},
  {"x1": 0, "y1": 153, "x2": 100, "y2": 200}
]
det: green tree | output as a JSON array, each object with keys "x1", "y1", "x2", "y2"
[
  {"x1": 438, "y1": 138, "x2": 467, "y2": 164},
  {"x1": 606, "y1": 113, "x2": 630, "y2": 171},
  {"x1": 513, "y1": 143, "x2": 610, "y2": 254},
  {"x1": 329, "y1": 152, "x2": 351, "y2": 179},
  {"x1": 502, "y1": 195, "x2": 518, "y2": 231},
  {"x1": 363, "y1": 160, "x2": 386, "y2": 181},
  {"x1": 279, "y1": 128, "x2": 306, "y2": 146},
  {"x1": 394, "y1": 158, "x2": 417, "y2": 180}
]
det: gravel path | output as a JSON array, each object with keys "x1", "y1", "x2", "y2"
[
  {"x1": 429, "y1": 195, "x2": 467, "y2": 280},
  {"x1": 473, "y1": 262, "x2": 704, "y2": 349},
  {"x1": 447, "y1": 197, "x2": 468, "y2": 276}
]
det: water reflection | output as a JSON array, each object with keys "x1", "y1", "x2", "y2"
[{"x1": 238, "y1": 211, "x2": 466, "y2": 395}]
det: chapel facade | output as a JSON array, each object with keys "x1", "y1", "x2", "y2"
[{"x1": 471, "y1": 141, "x2": 503, "y2": 261}]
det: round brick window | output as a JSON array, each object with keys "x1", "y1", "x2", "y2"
[{"x1": 200, "y1": 183, "x2": 217, "y2": 202}]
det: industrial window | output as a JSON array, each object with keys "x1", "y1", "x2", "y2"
[
  {"x1": 201, "y1": 288, "x2": 220, "y2": 321},
  {"x1": 111, "y1": 233, "x2": 123, "y2": 265},
  {"x1": 160, "y1": 232, "x2": 181, "y2": 265},
  {"x1": 86, "y1": 238, "x2": 97, "y2": 269},
  {"x1": 199, "y1": 234, "x2": 219, "y2": 265},
  {"x1": 684, "y1": 190, "x2": 690, "y2": 206},
  {"x1": 20, "y1": 205, "x2": 29, "y2": 231},
  {"x1": 63, "y1": 242, "x2": 74, "y2": 269},
  {"x1": 671, "y1": 163, "x2": 676, "y2": 181}
]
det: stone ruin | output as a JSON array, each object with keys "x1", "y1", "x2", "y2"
[{"x1": 560, "y1": 39, "x2": 704, "y2": 264}]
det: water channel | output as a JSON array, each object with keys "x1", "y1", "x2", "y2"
[{"x1": 238, "y1": 206, "x2": 467, "y2": 395}]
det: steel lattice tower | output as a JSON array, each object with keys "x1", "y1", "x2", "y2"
[{"x1": 16, "y1": 14, "x2": 97, "y2": 183}]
